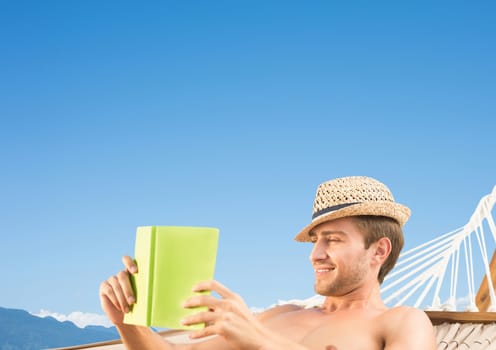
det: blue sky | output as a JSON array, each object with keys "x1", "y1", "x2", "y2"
[{"x1": 1, "y1": 1, "x2": 495, "y2": 326}]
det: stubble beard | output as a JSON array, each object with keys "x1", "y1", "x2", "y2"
[{"x1": 315, "y1": 257, "x2": 369, "y2": 296}]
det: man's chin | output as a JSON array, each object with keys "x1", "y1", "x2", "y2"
[{"x1": 314, "y1": 283, "x2": 332, "y2": 296}]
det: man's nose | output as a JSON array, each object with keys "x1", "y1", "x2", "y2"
[{"x1": 309, "y1": 239, "x2": 328, "y2": 262}]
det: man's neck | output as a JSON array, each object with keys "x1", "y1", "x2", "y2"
[{"x1": 320, "y1": 284, "x2": 386, "y2": 312}]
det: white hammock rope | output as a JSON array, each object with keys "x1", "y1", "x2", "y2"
[
  {"x1": 386, "y1": 235, "x2": 454, "y2": 278},
  {"x1": 381, "y1": 185, "x2": 496, "y2": 311}
]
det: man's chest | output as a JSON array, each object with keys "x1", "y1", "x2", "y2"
[
  {"x1": 264, "y1": 309, "x2": 384, "y2": 350},
  {"x1": 299, "y1": 321, "x2": 383, "y2": 350}
]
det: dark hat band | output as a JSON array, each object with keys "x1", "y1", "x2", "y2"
[{"x1": 312, "y1": 202, "x2": 360, "y2": 220}]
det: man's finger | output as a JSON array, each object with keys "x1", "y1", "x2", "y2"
[
  {"x1": 188, "y1": 325, "x2": 218, "y2": 340},
  {"x1": 181, "y1": 310, "x2": 217, "y2": 327},
  {"x1": 122, "y1": 255, "x2": 138, "y2": 274},
  {"x1": 193, "y1": 280, "x2": 236, "y2": 299},
  {"x1": 116, "y1": 270, "x2": 136, "y2": 305},
  {"x1": 105, "y1": 277, "x2": 130, "y2": 313},
  {"x1": 183, "y1": 294, "x2": 223, "y2": 309}
]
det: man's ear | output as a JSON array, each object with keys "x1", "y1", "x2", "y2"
[{"x1": 372, "y1": 237, "x2": 392, "y2": 265}]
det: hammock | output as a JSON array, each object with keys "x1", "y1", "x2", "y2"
[{"x1": 51, "y1": 323, "x2": 496, "y2": 350}]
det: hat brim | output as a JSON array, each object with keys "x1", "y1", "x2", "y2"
[{"x1": 294, "y1": 201, "x2": 411, "y2": 242}]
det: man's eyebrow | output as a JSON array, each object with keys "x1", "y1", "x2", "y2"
[
  {"x1": 322, "y1": 230, "x2": 347, "y2": 236},
  {"x1": 309, "y1": 230, "x2": 347, "y2": 237}
]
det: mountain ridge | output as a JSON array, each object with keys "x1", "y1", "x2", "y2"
[{"x1": 0, "y1": 306, "x2": 119, "y2": 350}]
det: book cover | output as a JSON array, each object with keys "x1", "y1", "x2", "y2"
[{"x1": 123, "y1": 226, "x2": 219, "y2": 329}]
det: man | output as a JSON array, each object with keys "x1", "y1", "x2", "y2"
[{"x1": 100, "y1": 176, "x2": 437, "y2": 349}]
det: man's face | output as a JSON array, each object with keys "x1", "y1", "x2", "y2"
[{"x1": 309, "y1": 217, "x2": 373, "y2": 296}]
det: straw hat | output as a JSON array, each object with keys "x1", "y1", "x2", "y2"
[{"x1": 294, "y1": 176, "x2": 411, "y2": 242}]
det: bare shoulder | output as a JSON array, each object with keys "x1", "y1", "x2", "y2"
[
  {"x1": 382, "y1": 305, "x2": 431, "y2": 324},
  {"x1": 256, "y1": 304, "x2": 304, "y2": 322},
  {"x1": 380, "y1": 306, "x2": 436, "y2": 349}
]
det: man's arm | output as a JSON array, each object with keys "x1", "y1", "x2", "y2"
[
  {"x1": 116, "y1": 324, "x2": 176, "y2": 349},
  {"x1": 99, "y1": 256, "x2": 178, "y2": 349},
  {"x1": 100, "y1": 258, "x2": 307, "y2": 350},
  {"x1": 383, "y1": 307, "x2": 437, "y2": 350},
  {"x1": 181, "y1": 280, "x2": 308, "y2": 350},
  {"x1": 99, "y1": 258, "x2": 255, "y2": 350}
]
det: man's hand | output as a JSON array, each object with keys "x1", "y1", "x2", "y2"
[
  {"x1": 99, "y1": 256, "x2": 137, "y2": 325},
  {"x1": 181, "y1": 280, "x2": 266, "y2": 349}
]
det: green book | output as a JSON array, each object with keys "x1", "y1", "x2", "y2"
[{"x1": 123, "y1": 226, "x2": 219, "y2": 329}]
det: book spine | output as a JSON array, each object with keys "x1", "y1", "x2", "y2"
[
  {"x1": 124, "y1": 226, "x2": 156, "y2": 326},
  {"x1": 147, "y1": 226, "x2": 156, "y2": 326}
]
